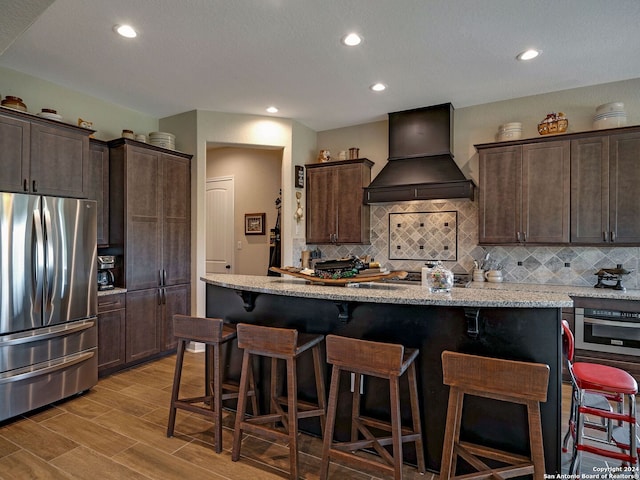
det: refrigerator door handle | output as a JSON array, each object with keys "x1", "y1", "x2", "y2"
[
  {"x1": 43, "y1": 205, "x2": 55, "y2": 311},
  {"x1": 33, "y1": 206, "x2": 45, "y2": 313},
  {"x1": 0, "y1": 350, "x2": 95, "y2": 386},
  {"x1": 0, "y1": 319, "x2": 95, "y2": 347}
]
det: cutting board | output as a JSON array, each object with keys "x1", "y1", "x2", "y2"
[{"x1": 269, "y1": 267, "x2": 408, "y2": 286}]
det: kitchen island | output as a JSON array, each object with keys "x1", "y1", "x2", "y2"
[{"x1": 202, "y1": 273, "x2": 572, "y2": 476}]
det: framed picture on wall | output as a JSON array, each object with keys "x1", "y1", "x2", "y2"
[
  {"x1": 245, "y1": 213, "x2": 266, "y2": 235},
  {"x1": 295, "y1": 165, "x2": 305, "y2": 188}
]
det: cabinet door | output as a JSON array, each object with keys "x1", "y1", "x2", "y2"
[
  {"x1": 521, "y1": 141, "x2": 570, "y2": 243},
  {"x1": 478, "y1": 145, "x2": 521, "y2": 244},
  {"x1": 0, "y1": 112, "x2": 30, "y2": 193},
  {"x1": 88, "y1": 140, "x2": 110, "y2": 246},
  {"x1": 609, "y1": 131, "x2": 640, "y2": 243},
  {"x1": 160, "y1": 284, "x2": 191, "y2": 352},
  {"x1": 125, "y1": 288, "x2": 160, "y2": 363},
  {"x1": 335, "y1": 163, "x2": 370, "y2": 244},
  {"x1": 162, "y1": 154, "x2": 191, "y2": 286},
  {"x1": 306, "y1": 166, "x2": 336, "y2": 244},
  {"x1": 97, "y1": 308, "x2": 126, "y2": 373},
  {"x1": 570, "y1": 136, "x2": 609, "y2": 244},
  {"x1": 29, "y1": 123, "x2": 89, "y2": 197},
  {"x1": 125, "y1": 146, "x2": 162, "y2": 290}
]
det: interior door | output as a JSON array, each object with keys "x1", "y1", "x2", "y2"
[{"x1": 206, "y1": 176, "x2": 234, "y2": 274}]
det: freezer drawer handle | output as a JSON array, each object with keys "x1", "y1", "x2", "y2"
[
  {"x1": 584, "y1": 317, "x2": 640, "y2": 329},
  {"x1": 0, "y1": 350, "x2": 95, "y2": 385},
  {"x1": 0, "y1": 320, "x2": 96, "y2": 346}
]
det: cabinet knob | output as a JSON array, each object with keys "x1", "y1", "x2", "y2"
[
  {"x1": 225, "y1": 265, "x2": 231, "y2": 269},
  {"x1": 603, "y1": 231, "x2": 608, "y2": 242},
  {"x1": 610, "y1": 231, "x2": 616, "y2": 242},
  {"x1": 32, "y1": 180, "x2": 38, "y2": 192}
]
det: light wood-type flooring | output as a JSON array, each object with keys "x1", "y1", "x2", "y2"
[{"x1": 0, "y1": 351, "x2": 626, "y2": 479}]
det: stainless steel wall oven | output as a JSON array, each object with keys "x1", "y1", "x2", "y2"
[{"x1": 576, "y1": 306, "x2": 640, "y2": 356}]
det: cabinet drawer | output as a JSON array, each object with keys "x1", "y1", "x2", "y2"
[{"x1": 98, "y1": 293, "x2": 125, "y2": 313}]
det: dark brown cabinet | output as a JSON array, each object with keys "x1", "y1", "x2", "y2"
[
  {"x1": 109, "y1": 139, "x2": 192, "y2": 363},
  {"x1": 571, "y1": 130, "x2": 640, "y2": 244},
  {"x1": 478, "y1": 140, "x2": 570, "y2": 244},
  {"x1": 305, "y1": 159, "x2": 372, "y2": 244},
  {"x1": 125, "y1": 288, "x2": 161, "y2": 363},
  {"x1": 0, "y1": 107, "x2": 91, "y2": 198},
  {"x1": 97, "y1": 293, "x2": 126, "y2": 374},
  {"x1": 88, "y1": 139, "x2": 110, "y2": 246}
]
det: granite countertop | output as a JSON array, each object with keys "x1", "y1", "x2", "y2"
[
  {"x1": 201, "y1": 273, "x2": 573, "y2": 308},
  {"x1": 98, "y1": 287, "x2": 127, "y2": 296},
  {"x1": 466, "y1": 281, "x2": 640, "y2": 301}
]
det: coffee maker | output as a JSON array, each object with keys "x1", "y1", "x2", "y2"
[{"x1": 97, "y1": 255, "x2": 116, "y2": 291}]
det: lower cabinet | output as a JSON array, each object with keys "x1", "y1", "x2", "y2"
[
  {"x1": 161, "y1": 284, "x2": 191, "y2": 352},
  {"x1": 126, "y1": 289, "x2": 161, "y2": 363},
  {"x1": 97, "y1": 294, "x2": 126, "y2": 374},
  {"x1": 125, "y1": 284, "x2": 191, "y2": 364}
]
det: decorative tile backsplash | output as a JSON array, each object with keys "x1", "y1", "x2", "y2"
[
  {"x1": 297, "y1": 199, "x2": 639, "y2": 290},
  {"x1": 389, "y1": 211, "x2": 457, "y2": 261}
]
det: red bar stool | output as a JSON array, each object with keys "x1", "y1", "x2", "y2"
[
  {"x1": 167, "y1": 315, "x2": 257, "y2": 453},
  {"x1": 561, "y1": 321, "x2": 638, "y2": 474},
  {"x1": 231, "y1": 323, "x2": 326, "y2": 480},
  {"x1": 562, "y1": 320, "x2": 620, "y2": 451},
  {"x1": 440, "y1": 351, "x2": 549, "y2": 480},
  {"x1": 319, "y1": 335, "x2": 425, "y2": 480}
]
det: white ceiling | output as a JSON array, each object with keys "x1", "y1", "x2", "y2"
[{"x1": 2, "y1": 0, "x2": 640, "y2": 132}]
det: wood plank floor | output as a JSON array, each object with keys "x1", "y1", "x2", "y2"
[
  {"x1": 0, "y1": 352, "x2": 432, "y2": 480},
  {"x1": 0, "y1": 351, "x2": 625, "y2": 479}
]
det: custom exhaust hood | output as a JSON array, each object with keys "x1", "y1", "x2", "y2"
[{"x1": 363, "y1": 103, "x2": 475, "y2": 204}]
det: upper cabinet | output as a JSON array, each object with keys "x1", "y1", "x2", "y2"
[
  {"x1": 477, "y1": 125, "x2": 640, "y2": 246},
  {"x1": 478, "y1": 140, "x2": 570, "y2": 244},
  {"x1": 571, "y1": 130, "x2": 640, "y2": 244},
  {"x1": 88, "y1": 139, "x2": 110, "y2": 246},
  {"x1": 108, "y1": 139, "x2": 192, "y2": 291},
  {"x1": 0, "y1": 107, "x2": 91, "y2": 198},
  {"x1": 305, "y1": 159, "x2": 372, "y2": 245}
]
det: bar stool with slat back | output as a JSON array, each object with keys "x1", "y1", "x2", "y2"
[
  {"x1": 232, "y1": 323, "x2": 327, "y2": 480},
  {"x1": 167, "y1": 315, "x2": 258, "y2": 453},
  {"x1": 561, "y1": 320, "x2": 638, "y2": 475},
  {"x1": 440, "y1": 351, "x2": 550, "y2": 480},
  {"x1": 320, "y1": 335, "x2": 425, "y2": 480}
]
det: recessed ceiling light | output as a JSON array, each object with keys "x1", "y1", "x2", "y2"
[
  {"x1": 266, "y1": 106, "x2": 278, "y2": 113},
  {"x1": 370, "y1": 83, "x2": 387, "y2": 92},
  {"x1": 114, "y1": 24, "x2": 137, "y2": 38},
  {"x1": 341, "y1": 33, "x2": 362, "y2": 46},
  {"x1": 516, "y1": 49, "x2": 541, "y2": 61}
]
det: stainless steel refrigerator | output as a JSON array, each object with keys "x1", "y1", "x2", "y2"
[{"x1": 0, "y1": 192, "x2": 98, "y2": 421}]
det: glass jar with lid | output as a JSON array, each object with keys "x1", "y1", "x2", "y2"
[{"x1": 423, "y1": 262, "x2": 454, "y2": 293}]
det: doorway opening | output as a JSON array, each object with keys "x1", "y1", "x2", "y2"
[{"x1": 206, "y1": 145, "x2": 283, "y2": 276}]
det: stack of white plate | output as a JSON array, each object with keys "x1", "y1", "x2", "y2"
[
  {"x1": 148, "y1": 131, "x2": 175, "y2": 150},
  {"x1": 37, "y1": 111, "x2": 63, "y2": 121},
  {"x1": 593, "y1": 102, "x2": 627, "y2": 130},
  {"x1": 497, "y1": 122, "x2": 522, "y2": 141}
]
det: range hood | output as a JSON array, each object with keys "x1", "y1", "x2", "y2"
[{"x1": 363, "y1": 103, "x2": 475, "y2": 204}]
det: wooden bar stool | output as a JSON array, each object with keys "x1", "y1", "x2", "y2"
[
  {"x1": 231, "y1": 323, "x2": 327, "y2": 480},
  {"x1": 167, "y1": 315, "x2": 257, "y2": 453},
  {"x1": 440, "y1": 351, "x2": 550, "y2": 480},
  {"x1": 319, "y1": 335, "x2": 425, "y2": 480}
]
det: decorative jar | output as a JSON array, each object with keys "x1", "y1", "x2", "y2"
[{"x1": 423, "y1": 262, "x2": 454, "y2": 293}]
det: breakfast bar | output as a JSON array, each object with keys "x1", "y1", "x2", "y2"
[{"x1": 202, "y1": 273, "x2": 573, "y2": 475}]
